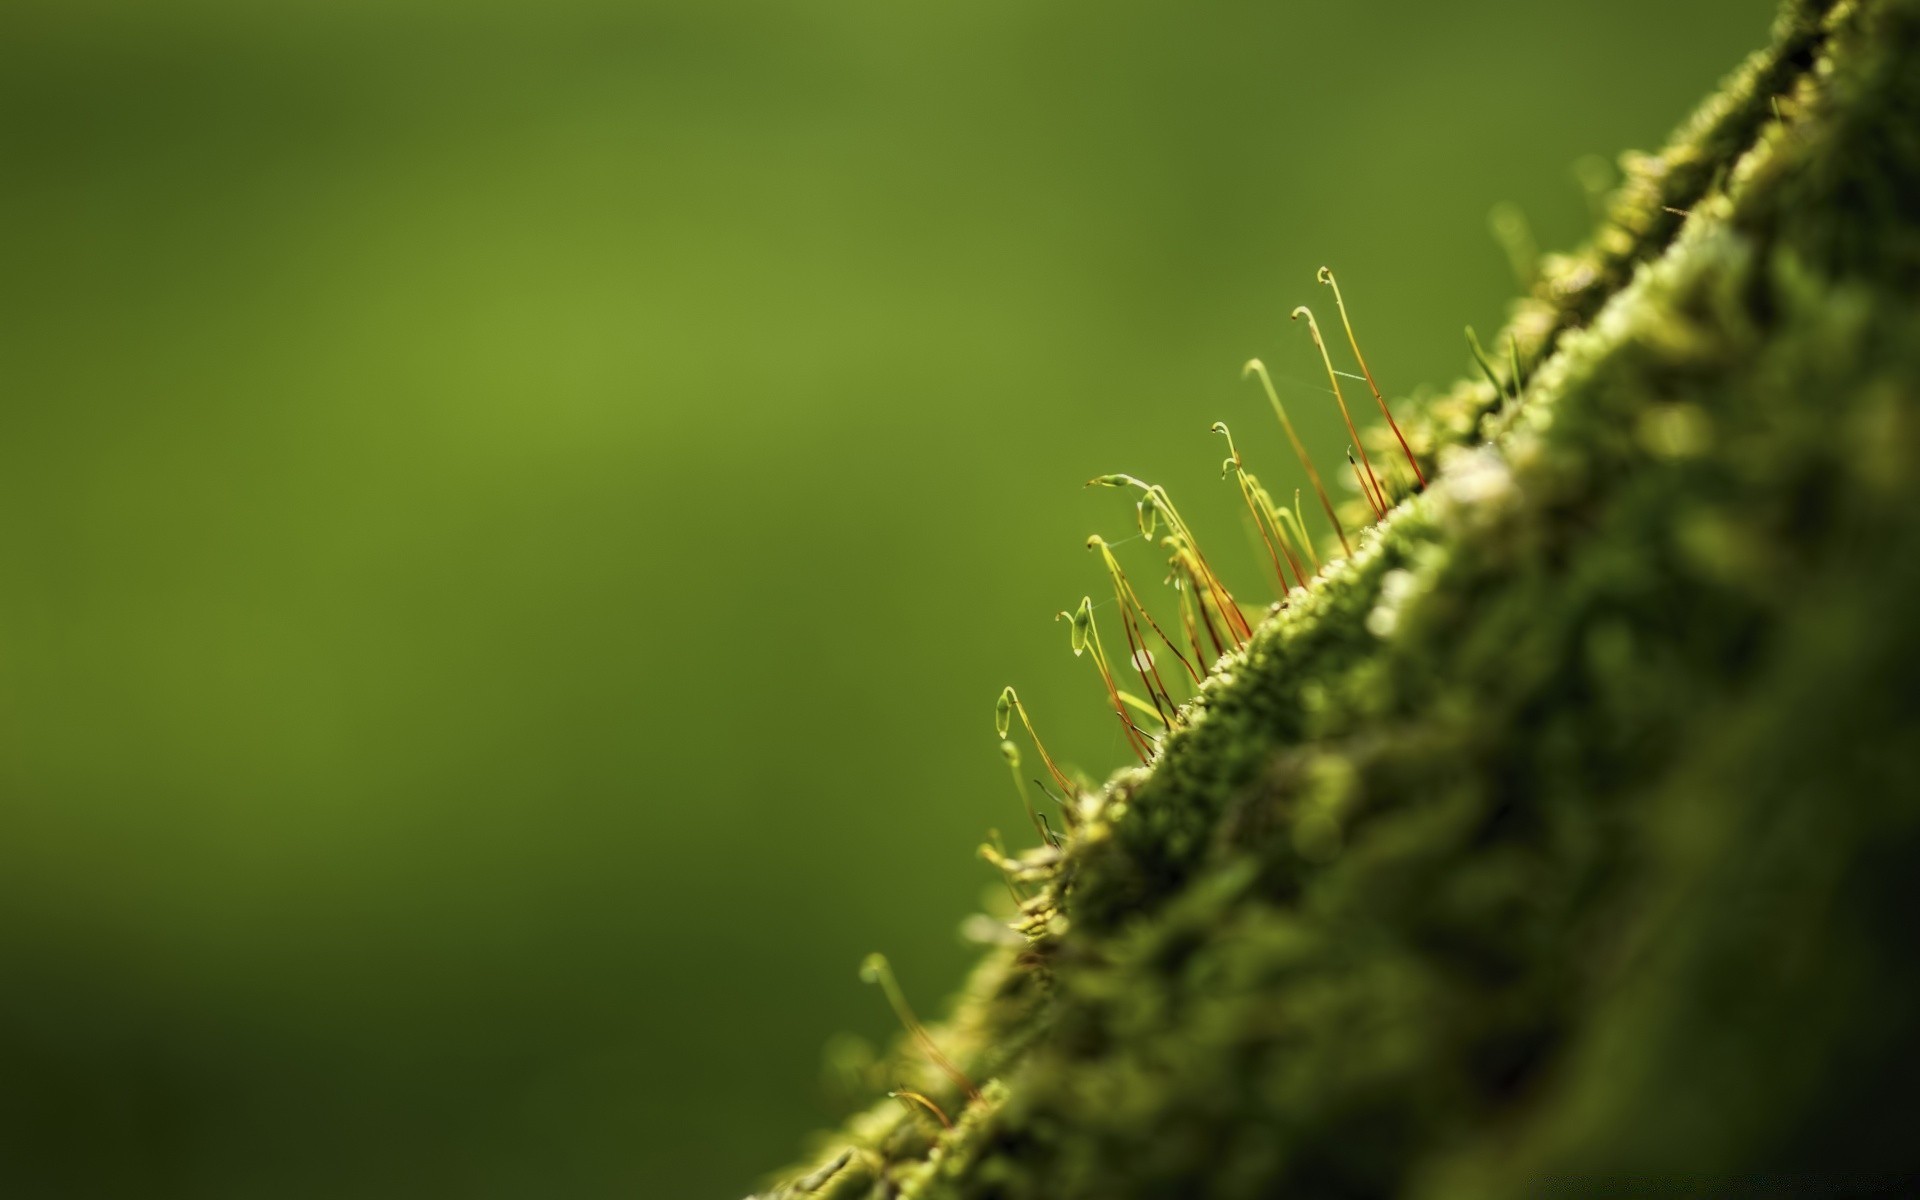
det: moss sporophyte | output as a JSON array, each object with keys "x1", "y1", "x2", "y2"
[
  {"x1": 858, "y1": 954, "x2": 981, "y2": 1107},
  {"x1": 1057, "y1": 594, "x2": 1158, "y2": 765},
  {"x1": 1318, "y1": 266, "x2": 1427, "y2": 489},
  {"x1": 1242, "y1": 357, "x2": 1352, "y2": 556},
  {"x1": 752, "y1": 3, "x2": 1920, "y2": 1192},
  {"x1": 1213, "y1": 422, "x2": 1310, "y2": 596},
  {"x1": 993, "y1": 686, "x2": 1074, "y2": 802}
]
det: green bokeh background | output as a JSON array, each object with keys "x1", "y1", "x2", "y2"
[{"x1": 0, "y1": 2, "x2": 1771, "y2": 1195}]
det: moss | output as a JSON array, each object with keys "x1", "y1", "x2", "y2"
[{"x1": 754, "y1": 0, "x2": 1920, "y2": 1194}]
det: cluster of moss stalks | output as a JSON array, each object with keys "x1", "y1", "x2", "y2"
[{"x1": 754, "y1": 0, "x2": 1920, "y2": 1194}]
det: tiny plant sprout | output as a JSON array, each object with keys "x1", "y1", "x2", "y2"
[
  {"x1": 1278, "y1": 487, "x2": 1321, "y2": 573},
  {"x1": 1038, "y1": 813, "x2": 1060, "y2": 849},
  {"x1": 1466, "y1": 326, "x2": 1514, "y2": 401},
  {"x1": 1066, "y1": 596, "x2": 1094, "y2": 655},
  {"x1": 859, "y1": 953, "x2": 982, "y2": 1104},
  {"x1": 1019, "y1": 759, "x2": 1075, "y2": 826},
  {"x1": 1316, "y1": 267, "x2": 1426, "y2": 488},
  {"x1": 1243, "y1": 359, "x2": 1351, "y2": 557},
  {"x1": 996, "y1": 686, "x2": 1075, "y2": 799},
  {"x1": 1214, "y1": 422, "x2": 1286, "y2": 590},
  {"x1": 1030, "y1": 775, "x2": 1076, "y2": 829},
  {"x1": 1057, "y1": 597, "x2": 1155, "y2": 764},
  {"x1": 1346, "y1": 447, "x2": 1387, "y2": 519},
  {"x1": 1256, "y1": 479, "x2": 1312, "y2": 586},
  {"x1": 1214, "y1": 422, "x2": 1306, "y2": 594},
  {"x1": 889, "y1": 1088, "x2": 954, "y2": 1131},
  {"x1": 1001, "y1": 740, "x2": 1053, "y2": 845},
  {"x1": 1088, "y1": 533, "x2": 1195, "y2": 724},
  {"x1": 1086, "y1": 473, "x2": 1156, "y2": 538},
  {"x1": 1087, "y1": 475, "x2": 1249, "y2": 653},
  {"x1": 1292, "y1": 304, "x2": 1389, "y2": 517}
]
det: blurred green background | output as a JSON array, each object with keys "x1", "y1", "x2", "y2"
[{"x1": 0, "y1": 1, "x2": 1771, "y2": 1195}]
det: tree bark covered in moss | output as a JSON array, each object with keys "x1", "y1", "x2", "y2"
[{"x1": 759, "y1": 0, "x2": 1920, "y2": 1194}]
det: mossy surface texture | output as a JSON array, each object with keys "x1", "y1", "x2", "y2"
[{"x1": 757, "y1": 1, "x2": 1920, "y2": 1195}]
